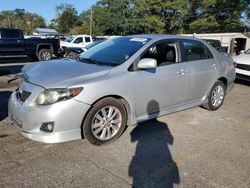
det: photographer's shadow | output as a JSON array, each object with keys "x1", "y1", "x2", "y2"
[{"x1": 129, "y1": 100, "x2": 180, "y2": 188}]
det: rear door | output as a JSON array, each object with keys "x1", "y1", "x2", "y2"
[
  {"x1": 0, "y1": 29, "x2": 25, "y2": 56},
  {"x1": 180, "y1": 39, "x2": 218, "y2": 102}
]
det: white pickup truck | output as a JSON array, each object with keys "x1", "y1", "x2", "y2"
[{"x1": 60, "y1": 35, "x2": 93, "y2": 48}]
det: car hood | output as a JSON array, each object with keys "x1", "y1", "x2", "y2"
[
  {"x1": 234, "y1": 54, "x2": 250, "y2": 65},
  {"x1": 22, "y1": 59, "x2": 111, "y2": 88}
]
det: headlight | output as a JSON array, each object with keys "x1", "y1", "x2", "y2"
[{"x1": 35, "y1": 87, "x2": 83, "y2": 105}]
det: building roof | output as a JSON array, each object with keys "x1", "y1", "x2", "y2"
[{"x1": 35, "y1": 28, "x2": 58, "y2": 35}]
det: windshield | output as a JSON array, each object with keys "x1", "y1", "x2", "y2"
[
  {"x1": 79, "y1": 37, "x2": 150, "y2": 66},
  {"x1": 65, "y1": 36, "x2": 74, "y2": 43},
  {"x1": 245, "y1": 48, "x2": 250, "y2": 54}
]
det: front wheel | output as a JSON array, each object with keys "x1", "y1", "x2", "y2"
[
  {"x1": 82, "y1": 97, "x2": 127, "y2": 145},
  {"x1": 202, "y1": 80, "x2": 226, "y2": 111}
]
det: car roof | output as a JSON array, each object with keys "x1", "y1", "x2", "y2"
[
  {"x1": 73, "y1": 35, "x2": 91, "y2": 37},
  {"x1": 125, "y1": 34, "x2": 202, "y2": 41}
]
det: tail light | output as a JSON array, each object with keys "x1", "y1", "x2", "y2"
[
  {"x1": 57, "y1": 40, "x2": 60, "y2": 48},
  {"x1": 233, "y1": 62, "x2": 237, "y2": 69}
]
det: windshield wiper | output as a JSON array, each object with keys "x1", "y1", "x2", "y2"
[{"x1": 79, "y1": 58, "x2": 103, "y2": 66}]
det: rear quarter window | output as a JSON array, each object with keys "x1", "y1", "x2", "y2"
[{"x1": 85, "y1": 37, "x2": 91, "y2": 42}]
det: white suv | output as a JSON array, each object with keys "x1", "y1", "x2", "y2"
[
  {"x1": 234, "y1": 48, "x2": 250, "y2": 82},
  {"x1": 61, "y1": 35, "x2": 93, "y2": 48}
]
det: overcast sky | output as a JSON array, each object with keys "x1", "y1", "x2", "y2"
[{"x1": 0, "y1": 0, "x2": 98, "y2": 22}]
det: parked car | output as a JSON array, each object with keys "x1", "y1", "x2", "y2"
[
  {"x1": 0, "y1": 28, "x2": 61, "y2": 61},
  {"x1": 60, "y1": 35, "x2": 93, "y2": 49},
  {"x1": 8, "y1": 35, "x2": 236, "y2": 145},
  {"x1": 234, "y1": 48, "x2": 250, "y2": 81},
  {"x1": 64, "y1": 39, "x2": 106, "y2": 58}
]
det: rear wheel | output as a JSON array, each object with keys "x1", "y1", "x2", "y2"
[
  {"x1": 65, "y1": 51, "x2": 79, "y2": 59},
  {"x1": 37, "y1": 49, "x2": 52, "y2": 61},
  {"x1": 82, "y1": 97, "x2": 127, "y2": 145},
  {"x1": 202, "y1": 80, "x2": 225, "y2": 111}
]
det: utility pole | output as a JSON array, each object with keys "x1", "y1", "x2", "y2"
[
  {"x1": 90, "y1": 7, "x2": 93, "y2": 36},
  {"x1": 8, "y1": 16, "x2": 11, "y2": 28}
]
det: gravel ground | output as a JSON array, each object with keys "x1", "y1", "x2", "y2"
[{"x1": 0, "y1": 70, "x2": 249, "y2": 188}]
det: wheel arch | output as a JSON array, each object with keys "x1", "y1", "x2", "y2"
[
  {"x1": 36, "y1": 43, "x2": 53, "y2": 55},
  {"x1": 80, "y1": 95, "x2": 132, "y2": 139},
  {"x1": 218, "y1": 77, "x2": 228, "y2": 90}
]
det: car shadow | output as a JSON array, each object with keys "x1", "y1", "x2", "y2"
[
  {"x1": 129, "y1": 100, "x2": 180, "y2": 188},
  {"x1": 0, "y1": 91, "x2": 12, "y2": 121}
]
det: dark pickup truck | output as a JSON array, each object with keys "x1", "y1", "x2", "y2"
[{"x1": 0, "y1": 28, "x2": 61, "y2": 61}]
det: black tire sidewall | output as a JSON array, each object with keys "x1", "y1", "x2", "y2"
[
  {"x1": 38, "y1": 49, "x2": 52, "y2": 61},
  {"x1": 82, "y1": 98, "x2": 127, "y2": 146},
  {"x1": 66, "y1": 51, "x2": 78, "y2": 58},
  {"x1": 208, "y1": 81, "x2": 225, "y2": 111}
]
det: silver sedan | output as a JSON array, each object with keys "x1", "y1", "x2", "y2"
[{"x1": 8, "y1": 35, "x2": 236, "y2": 145}]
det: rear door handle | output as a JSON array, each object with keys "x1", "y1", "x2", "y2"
[
  {"x1": 177, "y1": 69, "x2": 186, "y2": 75},
  {"x1": 17, "y1": 40, "x2": 23, "y2": 43},
  {"x1": 211, "y1": 64, "x2": 217, "y2": 69}
]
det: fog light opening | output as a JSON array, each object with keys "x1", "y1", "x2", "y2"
[{"x1": 40, "y1": 122, "x2": 54, "y2": 132}]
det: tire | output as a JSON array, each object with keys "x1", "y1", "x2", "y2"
[
  {"x1": 37, "y1": 49, "x2": 52, "y2": 61},
  {"x1": 65, "y1": 51, "x2": 79, "y2": 59},
  {"x1": 202, "y1": 80, "x2": 226, "y2": 111},
  {"x1": 82, "y1": 97, "x2": 127, "y2": 146}
]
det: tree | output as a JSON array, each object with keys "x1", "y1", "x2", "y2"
[
  {"x1": 54, "y1": 4, "x2": 80, "y2": 34},
  {"x1": 66, "y1": 0, "x2": 250, "y2": 35},
  {"x1": 187, "y1": 0, "x2": 249, "y2": 33},
  {"x1": 0, "y1": 9, "x2": 46, "y2": 35}
]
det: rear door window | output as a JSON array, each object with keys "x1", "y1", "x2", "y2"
[
  {"x1": 181, "y1": 39, "x2": 213, "y2": 61},
  {"x1": 85, "y1": 37, "x2": 91, "y2": 42},
  {"x1": 1, "y1": 29, "x2": 21, "y2": 39}
]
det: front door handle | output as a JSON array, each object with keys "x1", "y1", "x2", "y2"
[
  {"x1": 177, "y1": 69, "x2": 186, "y2": 75},
  {"x1": 17, "y1": 40, "x2": 23, "y2": 43}
]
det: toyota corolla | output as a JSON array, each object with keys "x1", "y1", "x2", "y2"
[{"x1": 8, "y1": 35, "x2": 236, "y2": 145}]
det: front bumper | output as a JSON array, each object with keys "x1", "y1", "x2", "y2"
[
  {"x1": 236, "y1": 68, "x2": 250, "y2": 82},
  {"x1": 8, "y1": 82, "x2": 91, "y2": 143}
]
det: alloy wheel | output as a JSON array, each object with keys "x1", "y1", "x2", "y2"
[
  {"x1": 91, "y1": 106, "x2": 122, "y2": 141},
  {"x1": 211, "y1": 85, "x2": 224, "y2": 107}
]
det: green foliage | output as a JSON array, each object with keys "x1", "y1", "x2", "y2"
[
  {"x1": 81, "y1": 0, "x2": 249, "y2": 35},
  {"x1": 187, "y1": 0, "x2": 249, "y2": 33},
  {"x1": 54, "y1": 4, "x2": 81, "y2": 34},
  {"x1": 189, "y1": 16, "x2": 220, "y2": 33},
  {"x1": 1, "y1": 1, "x2": 250, "y2": 35},
  {"x1": 0, "y1": 9, "x2": 46, "y2": 35}
]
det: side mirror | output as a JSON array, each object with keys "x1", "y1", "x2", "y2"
[{"x1": 137, "y1": 58, "x2": 157, "y2": 69}]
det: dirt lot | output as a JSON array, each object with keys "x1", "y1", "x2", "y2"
[{"x1": 0, "y1": 63, "x2": 249, "y2": 188}]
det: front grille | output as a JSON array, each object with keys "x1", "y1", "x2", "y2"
[
  {"x1": 16, "y1": 89, "x2": 31, "y2": 102},
  {"x1": 236, "y1": 63, "x2": 250, "y2": 71}
]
